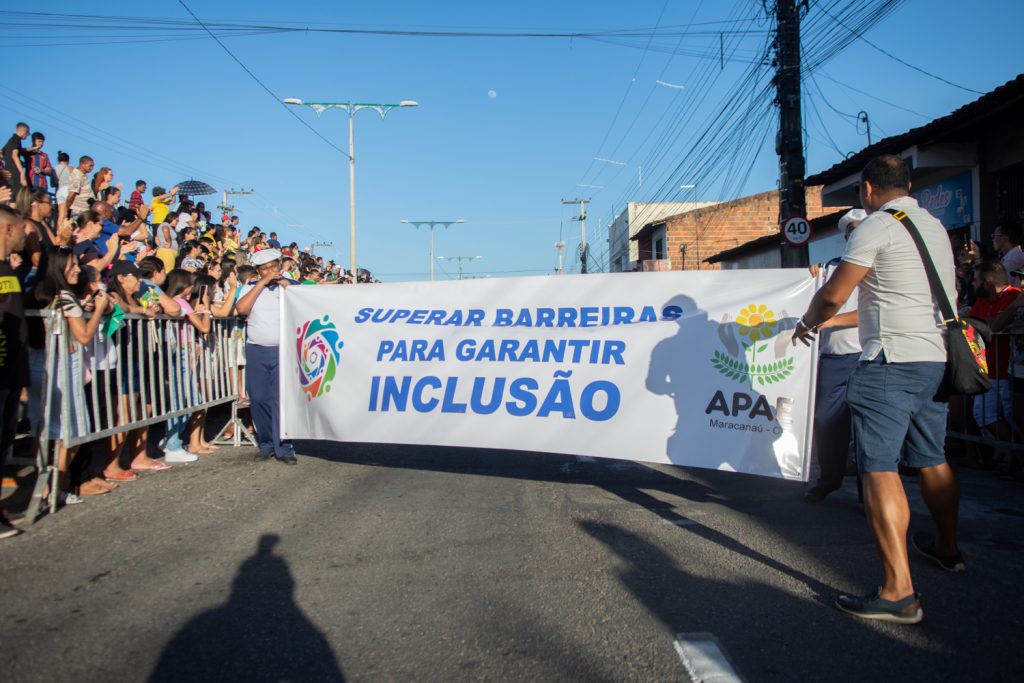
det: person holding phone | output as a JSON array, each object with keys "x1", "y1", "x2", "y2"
[{"x1": 992, "y1": 222, "x2": 1024, "y2": 288}]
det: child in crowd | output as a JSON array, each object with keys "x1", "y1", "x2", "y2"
[
  {"x1": 163, "y1": 269, "x2": 216, "y2": 457},
  {"x1": 28, "y1": 247, "x2": 114, "y2": 501}
]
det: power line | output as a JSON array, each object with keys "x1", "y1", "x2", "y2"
[
  {"x1": 174, "y1": 0, "x2": 347, "y2": 157},
  {"x1": 817, "y1": 3, "x2": 984, "y2": 95},
  {"x1": 0, "y1": 10, "x2": 770, "y2": 46},
  {"x1": 574, "y1": 0, "x2": 672, "y2": 189},
  {"x1": 817, "y1": 70, "x2": 932, "y2": 119},
  {"x1": 571, "y1": 0, "x2": 903, "y2": 270},
  {"x1": 577, "y1": 0, "x2": 760, "y2": 219},
  {"x1": 577, "y1": 0, "x2": 900, "y2": 231},
  {"x1": 583, "y1": 0, "x2": 710, "y2": 189}
]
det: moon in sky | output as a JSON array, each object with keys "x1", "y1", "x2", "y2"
[{"x1": 487, "y1": 90, "x2": 497, "y2": 99}]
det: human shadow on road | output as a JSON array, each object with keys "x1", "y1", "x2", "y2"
[
  {"x1": 578, "y1": 520, "x2": 953, "y2": 681},
  {"x1": 299, "y1": 441, "x2": 862, "y2": 591},
  {"x1": 303, "y1": 440, "x2": 880, "y2": 612},
  {"x1": 149, "y1": 534, "x2": 344, "y2": 683},
  {"x1": 646, "y1": 293, "x2": 801, "y2": 478},
  {"x1": 594, "y1": 481, "x2": 835, "y2": 602}
]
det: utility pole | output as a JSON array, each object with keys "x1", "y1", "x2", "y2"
[
  {"x1": 775, "y1": 0, "x2": 809, "y2": 268},
  {"x1": 217, "y1": 188, "x2": 254, "y2": 215},
  {"x1": 436, "y1": 255, "x2": 482, "y2": 280},
  {"x1": 561, "y1": 198, "x2": 591, "y2": 273}
]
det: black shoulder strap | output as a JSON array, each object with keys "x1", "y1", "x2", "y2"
[{"x1": 884, "y1": 208, "x2": 957, "y2": 325}]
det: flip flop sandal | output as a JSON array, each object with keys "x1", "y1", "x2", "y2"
[
  {"x1": 78, "y1": 482, "x2": 111, "y2": 497},
  {"x1": 133, "y1": 462, "x2": 172, "y2": 472},
  {"x1": 105, "y1": 471, "x2": 139, "y2": 483}
]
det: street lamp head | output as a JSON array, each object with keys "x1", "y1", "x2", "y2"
[
  {"x1": 282, "y1": 98, "x2": 304, "y2": 105},
  {"x1": 399, "y1": 100, "x2": 419, "y2": 107},
  {"x1": 455, "y1": 220, "x2": 465, "y2": 224},
  {"x1": 399, "y1": 219, "x2": 410, "y2": 223}
]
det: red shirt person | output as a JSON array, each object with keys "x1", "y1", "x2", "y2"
[
  {"x1": 27, "y1": 132, "x2": 55, "y2": 191},
  {"x1": 968, "y1": 260, "x2": 1019, "y2": 441},
  {"x1": 129, "y1": 179, "x2": 147, "y2": 211},
  {"x1": 969, "y1": 261, "x2": 1020, "y2": 380}
]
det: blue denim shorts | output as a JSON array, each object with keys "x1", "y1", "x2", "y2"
[{"x1": 845, "y1": 354, "x2": 948, "y2": 473}]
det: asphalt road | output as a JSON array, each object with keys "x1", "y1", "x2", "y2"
[{"x1": 1, "y1": 441, "x2": 1022, "y2": 682}]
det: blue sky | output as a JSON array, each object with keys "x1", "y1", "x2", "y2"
[{"x1": 1, "y1": 1, "x2": 1020, "y2": 280}]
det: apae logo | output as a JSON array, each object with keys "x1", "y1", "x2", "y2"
[
  {"x1": 710, "y1": 303, "x2": 794, "y2": 387},
  {"x1": 707, "y1": 303, "x2": 798, "y2": 422}
]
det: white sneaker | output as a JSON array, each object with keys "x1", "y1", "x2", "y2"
[{"x1": 164, "y1": 449, "x2": 198, "y2": 463}]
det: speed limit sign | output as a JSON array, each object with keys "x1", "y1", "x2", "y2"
[{"x1": 781, "y1": 215, "x2": 812, "y2": 245}]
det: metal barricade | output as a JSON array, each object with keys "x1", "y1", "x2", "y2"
[
  {"x1": 946, "y1": 328, "x2": 1024, "y2": 459},
  {"x1": 24, "y1": 310, "x2": 256, "y2": 522}
]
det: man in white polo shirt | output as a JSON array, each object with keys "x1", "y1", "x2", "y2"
[
  {"x1": 991, "y1": 221, "x2": 1024, "y2": 288},
  {"x1": 793, "y1": 155, "x2": 963, "y2": 625},
  {"x1": 236, "y1": 249, "x2": 298, "y2": 465}
]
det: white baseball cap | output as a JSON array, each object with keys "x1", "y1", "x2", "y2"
[
  {"x1": 838, "y1": 209, "x2": 868, "y2": 235},
  {"x1": 250, "y1": 248, "x2": 281, "y2": 266}
]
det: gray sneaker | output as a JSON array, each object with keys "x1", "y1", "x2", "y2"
[
  {"x1": 836, "y1": 590, "x2": 923, "y2": 624},
  {"x1": 912, "y1": 532, "x2": 966, "y2": 574}
]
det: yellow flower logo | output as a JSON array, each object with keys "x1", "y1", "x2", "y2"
[{"x1": 736, "y1": 304, "x2": 778, "y2": 342}]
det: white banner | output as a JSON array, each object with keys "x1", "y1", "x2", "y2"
[{"x1": 280, "y1": 270, "x2": 818, "y2": 481}]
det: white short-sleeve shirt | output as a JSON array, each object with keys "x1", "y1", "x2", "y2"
[
  {"x1": 841, "y1": 195, "x2": 956, "y2": 363},
  {"x1": 239, "y1": 283, "x2": 281, "y2": 347},
  {"x1": 1001, "y1": 247, "x2": 1024, "y2": 288},
  {"x1": 820, "y1": 259, "x2": 862, "y2": 356}
]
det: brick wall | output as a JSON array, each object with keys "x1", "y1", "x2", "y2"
[{"x1": 662, "y1": 187, "x2": 831, "y2": 270}]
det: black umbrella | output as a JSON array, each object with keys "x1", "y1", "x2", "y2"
[{"x1": 175, "y1": 180, "x2": 217, "y2": 196}]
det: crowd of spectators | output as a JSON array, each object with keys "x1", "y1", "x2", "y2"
[
  {"x1": 950, "y1": 220, "x2": 1024, "y2": 480},
  {"x1": 0, "y1": 120, "x2": 375, "y2": 537}
]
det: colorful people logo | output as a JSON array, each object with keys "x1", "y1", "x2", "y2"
[{"x1": 296, "y1": 316, "x2": 344, "y2": 401}]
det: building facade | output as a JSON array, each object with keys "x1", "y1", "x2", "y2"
[
  {"x1": 707, "y1": 72, "x2": 1024, "y2": 270},
  {"x1": 809, "y1": 73, "x2": 1024, "y2": 245},
  {"x1": 607, "y1": 201, "x2": 719, "y2": 272},
  {"x1": 630, "y1": 186, "x2": 831, "y2": 271}
]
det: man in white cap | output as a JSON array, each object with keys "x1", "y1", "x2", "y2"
[
  {"x1": 236, "y1": 248, "x2": 298, "y2": 465},
  {"x1": 803, "y1": 208, "x2": 868, "y2": 502}
]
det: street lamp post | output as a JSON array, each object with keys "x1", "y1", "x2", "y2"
[
  {"x1": 437, "y1": 255, "x2": 483, "y2": 280},
  {"x1": 400, "y1": 219, "x2": 465, "y2": 281},
  {"x1": 283, "y1": 97, "x2": 418, "y2": 282}
]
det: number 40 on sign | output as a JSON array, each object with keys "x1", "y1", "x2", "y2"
[{"x1": 781, "y1": 216, "x2": 812, "y2": 246}]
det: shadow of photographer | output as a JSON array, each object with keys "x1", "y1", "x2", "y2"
[
  {"x1": 646, "y1": 294, "x2": 802, "y2": 478},
  {"x1": 149, "y1": 534, "x2": 344, "y2": 682}
]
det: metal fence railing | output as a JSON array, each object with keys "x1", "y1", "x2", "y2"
[
  {"x1": 24, "y1": 310, "x2": 255, "y2": 522},
  {"x1": 946, "y1": 328, "x2": 1024, "y2": 461}
]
